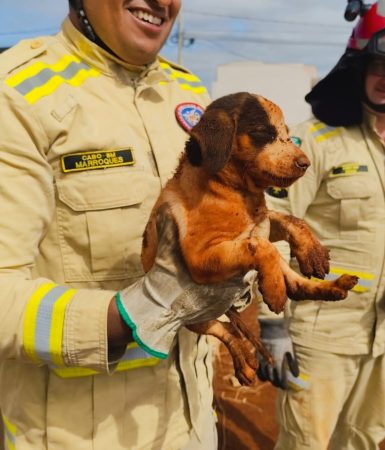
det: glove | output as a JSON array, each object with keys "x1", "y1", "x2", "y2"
[
  {"x1": 116, "y1": 209, "x2": 245, "y2": 360},
  {"x1": 231, "y1": 270, "x2": 258, "y2": 312},
  {"x1": 257, "y1": 318, "x2": 299, "y2": 389}
]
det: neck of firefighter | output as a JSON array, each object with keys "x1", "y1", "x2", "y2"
[{"x1": 375, "y1": 111, "x2": 385, "y2": 140}]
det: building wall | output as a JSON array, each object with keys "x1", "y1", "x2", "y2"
[{"x1": 211, "y1": 61, "x2": 318, "y2": 127}]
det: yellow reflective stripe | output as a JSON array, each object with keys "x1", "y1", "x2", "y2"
[
  {"x1": 25, "y1": 66, "x2": 100, "y2": 104},
  {"x1": 176, "y1": 83, "x2": 207, "y2": 94},
  {"x1": 315, "y1": 129, "x2": 340, "y2": 143},
  {"x1": 329, "y1": 266, "x2": 373, "y2": 280},
  {"x1": 116, "y1": 358, "x2": 159, "y2": 371},
  {"x1": 5, "y1": 54, "x2": 81, "y2": 88},
  {"x1": 312, "y1": 266, "x2": 374, "y2": 293},
  {"x1": 50, "y1": 289, "x2": 76, "y2": 367},
  {"x1": 23, "y1": 282, "x2": 56, "y2": 363},
  {"x1": 159, "y1": 62, "x2": 207, "y2": 93},
  {"x1": 309, "y1": 123, "x2": 341, "y2": 143},
  {"x1": 52, "y1": 342, "x2": 160, "y2": 378},
  {"x1": 2, "y1": 414, "x2": 16, "y2": 450},
  {"x1": 287, "y1": 371, "x2": 310, "y2": 391},
  {"x1": 159, "y1": 80, "x2": 207, "y2": 94},
  {"x1": 160, "y1": 63, "x2": 201, "y2": 82}
]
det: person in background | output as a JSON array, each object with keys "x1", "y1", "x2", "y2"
[
  {"x1": 258, "y1": 2, "x2": 385, "y2": 449},
  {"x1": 0, "y1": 1, "x2": 242, "y2": 448}
]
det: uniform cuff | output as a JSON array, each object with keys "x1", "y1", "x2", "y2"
[{"x1": 63, "y1": 289, "x2": 116, "y2": 372}]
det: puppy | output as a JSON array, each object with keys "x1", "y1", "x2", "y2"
[{"x1": 142, "y1": 92, "x2": 358, "y2": 385}]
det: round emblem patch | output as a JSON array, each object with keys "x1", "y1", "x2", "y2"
[
  {"x1": 290, "y1": 136, "x2": 302, "y2": 147},
  {"x1": 175, "y1": 102, "x2": 205, "y2": 132}
]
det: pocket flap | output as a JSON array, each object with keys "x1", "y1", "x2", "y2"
[
  {"x1": 56, "y1": 171, "x2": 149, "y2": 211},
  {"x1": 326, "y1": 175, "x2": 376, "y2": 200}
]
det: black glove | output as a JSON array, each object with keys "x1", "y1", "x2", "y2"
[{"x1": 257, "y1": 318, "x2": 299, "y2": 389}]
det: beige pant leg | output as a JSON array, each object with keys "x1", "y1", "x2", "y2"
[
  {"x1": 329, "y1": 352, "x2": 385, "y2": 450},
  {"x1": 274, "y1": 345, "x2": 361, "y2": 450},
  {"x1": 181, "y1": 410, "x2": 217, "y2": 450}
]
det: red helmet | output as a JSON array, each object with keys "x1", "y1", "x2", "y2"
[{"x1": 347, "y1": 2, "x2": 385, "y2": 53}]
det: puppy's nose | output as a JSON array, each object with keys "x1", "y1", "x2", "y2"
[{"x1": 295, "y1": 155, "x2": 310, "y2": 171}]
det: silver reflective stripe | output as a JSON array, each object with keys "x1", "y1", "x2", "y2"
[
  {"x1": 34, "y1": 285, "x2": 68, "y2": 363},
  {"x1": 13, "y1": 61, "x2": 93, "y2": 96}
]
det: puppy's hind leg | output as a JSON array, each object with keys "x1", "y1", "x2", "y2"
[
  {"x1": 226, "y1": 307, "x2": 273, "y2": 366},
  {"x1": 187, "y1": 320, "x2": 258, "y2": 386},
  {"x1": 280, "y1": 258, "x2": 358, "y2": 301}
]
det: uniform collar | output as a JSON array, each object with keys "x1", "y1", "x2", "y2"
[
  {"x1": 59, "y1": 17, "x2": 167, "y2": 84},
  {"x1": 362, "y1": 106, "x2": 385, "y2": 147}
]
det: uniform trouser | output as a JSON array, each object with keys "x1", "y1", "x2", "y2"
[
  {"x1": 181, "y1": 409, "x2": 217, "y2": 450},
  {"x1": 274, "y1": 344, "x2": 385, "y2": 450}
]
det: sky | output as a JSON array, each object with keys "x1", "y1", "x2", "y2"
[{"x1": 0, "y1": 0, "x2": 355, "y2": 93}]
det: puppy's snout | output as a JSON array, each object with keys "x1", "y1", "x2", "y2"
[{"x1": 294, "y1": 155, "x2": 310, "y2": 171}]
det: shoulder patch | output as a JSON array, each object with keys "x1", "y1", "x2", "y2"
[
  {"x1": 265, "y1": 187, "x2": 288, "y2": 199},
  {"x1": 309, "y1": 121, "x2": 342, "y2": 143},
  {"x1": 0, "y1": 38, "x2": 48, "y2": 79}
]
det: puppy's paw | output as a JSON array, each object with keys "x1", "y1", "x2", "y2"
[
  {"x1": 259, "y1": 277, "x2": 287, "y2": 314},
  {"x1": 335, "y1": 274, "x2": 359, "y2": 291},
  {"x1": 295, "y1": 240, "x2": 330, "y2": 279},
  {"x1": 323, "y1": 275, "x2": 359, "y2": 301}
]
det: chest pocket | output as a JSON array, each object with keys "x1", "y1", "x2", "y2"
[
  {"x1": 326, "y1": 174, "x2": 376, "y2": 240},
  {"x1": 56, "y1": 169, "x2": 161, "y2": 282}
]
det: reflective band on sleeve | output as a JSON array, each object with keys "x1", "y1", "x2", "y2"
[
  {"x1": 23, "y1": 283, "x2": 76, "y2": 365},
  {"x1": 52, "y1": 342, "x2": 159, "y2": 378},
  {"x1": 2, "y1": 414, "x2": 16, "y2": 450},
  {"x1": 312, "y1": 266, "x2": 374, "y2": 293},
  {"x1": 309, "y1": 122, "x2": 341, "y2": 143},
  {"x1": 159, "y1": 62, "x2": 208, "y2": 94},
  {"x1": 287, "y1": 371, "x2": 310, "y2": 391},
  {"x1": 5, "y1": 54, "x2": 100, "y2": 104}
]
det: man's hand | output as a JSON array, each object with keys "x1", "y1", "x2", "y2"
[
  {"x1": 257, "y1": 318, "x2": 299, "y2": 389},
  {"x1": 116, "y1": 209, "x2": 245, "y2": 359}
]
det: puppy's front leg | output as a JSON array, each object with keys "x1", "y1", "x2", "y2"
[
  {"x1": 182, "y1": 237, "x2": 287, "y2": 314},
  {"x1": 268, "y1": 210, "x2": 330, "y2": 279}
]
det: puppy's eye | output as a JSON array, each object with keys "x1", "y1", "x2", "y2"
[{"x1": 249, "y1": 125, "x2": 277, "y2": 147}]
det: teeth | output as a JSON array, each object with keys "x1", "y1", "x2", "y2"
[{"x1": 131, "y1": 10, "x2": 162, "y2": 26}]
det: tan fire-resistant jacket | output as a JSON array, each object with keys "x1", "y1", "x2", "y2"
[
  {"x1": 0, "y1": 18, "x2": 213, "y2": 450},
  {"x1": 265, "y1": 115, "x2": 385, "y2": 357}
]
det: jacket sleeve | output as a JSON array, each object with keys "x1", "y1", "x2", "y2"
[{"x1": 0, "y1": 83, "x2": 115, "y2": 372}]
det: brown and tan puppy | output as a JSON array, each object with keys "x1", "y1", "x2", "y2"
[{"x1": 142, "y1": 92, "x2": 358, "y2": 385}]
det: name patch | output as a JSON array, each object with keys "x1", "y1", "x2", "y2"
[{"x1": 61, "y1": 149, "x2": 135, "y2": 173}]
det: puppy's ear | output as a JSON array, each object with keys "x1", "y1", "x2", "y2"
[{"x1": 185, "y1": 109, "x2": 235, "y2": 174}]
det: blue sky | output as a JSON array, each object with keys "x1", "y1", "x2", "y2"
[{"x1": 0, "y1": 1, "x2": 354, "y2": 92}]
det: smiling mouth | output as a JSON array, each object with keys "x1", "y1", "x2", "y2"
[{"x1": 129, "y1": 9, "x2": 163, "y2": 26}]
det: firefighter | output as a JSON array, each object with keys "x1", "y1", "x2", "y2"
[
  {"x1": 0, "y1": 1, "x2": 242, "y2": 448},
  {"x1": 259, "y1": 2, "x2": 385, "y2": 449}
]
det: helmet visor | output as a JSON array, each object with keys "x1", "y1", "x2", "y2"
[{"x1": 368, "y1": 28, "x2": 385, "y2": 56}]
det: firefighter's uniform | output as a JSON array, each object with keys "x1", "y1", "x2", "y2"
[
  {"x1": 265, "y1": 115, "x2": 385, "y2": 449},
  {"x1": 0, "y1": 18, "x2": 215, "y2": 450}
]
